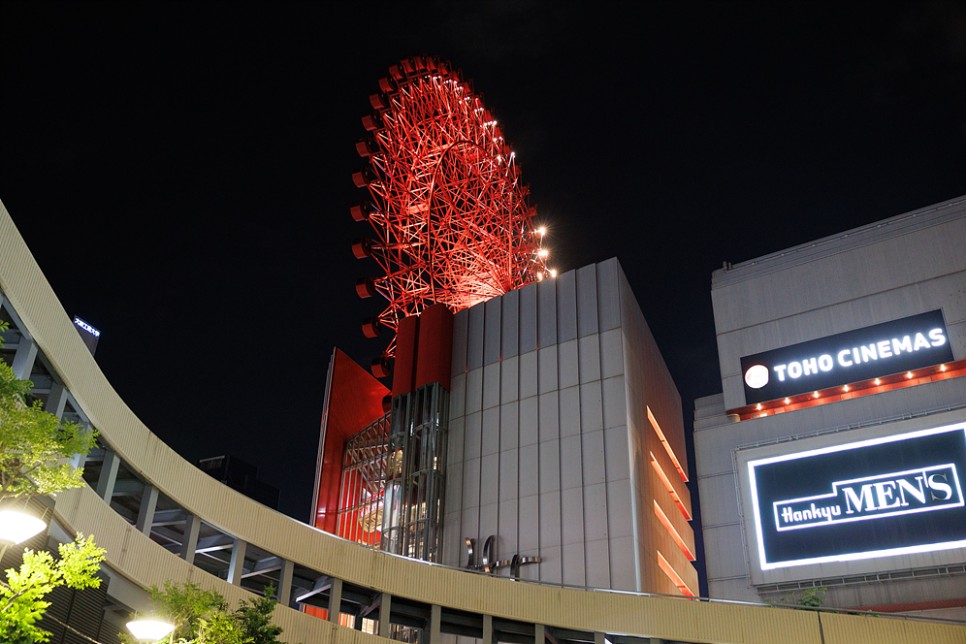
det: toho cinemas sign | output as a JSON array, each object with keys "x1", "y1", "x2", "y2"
[{"x1": 740, "y1": 310, "x2": 953, "y2": 405}]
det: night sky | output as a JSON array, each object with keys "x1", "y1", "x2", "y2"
[{"x1": 2, "y1": 1, "x2": 965, "y2": 585}]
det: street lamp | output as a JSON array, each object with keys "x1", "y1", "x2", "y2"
[
  {"x1": 0, "y1": 506, "x2": 49, "y2": 570},
  {"x1": 126, "y1": 618, "x2": 175, "y2": 641},
  {"x1": 0, "y1": 508, "x2": 47, "y2": 546}
]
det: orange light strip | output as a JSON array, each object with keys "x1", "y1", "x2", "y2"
[
  {"x1": 649, "y1": 451, "x2": 692, "y2": 520},
  {"x1": 653, "y1": 500, "x2": 696, "y2": 561},
  {"x1": 657, "y1": 549, "x2": 695, "y2": 598},
  {"x1": 730, "y1": 359, "x2": 966, "y2": 421},
  {"x1": 647, "y1": 406, "x2": 688, "y2": 482}
]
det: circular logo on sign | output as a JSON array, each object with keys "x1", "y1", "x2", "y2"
[{"x1": 744, "y1": 364, "x2": 769, "y2": 389}]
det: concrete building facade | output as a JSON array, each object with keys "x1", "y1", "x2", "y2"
[
  {"x1": 442, "y1": 258, "x2": 698, "y2": 596},
  {"x1": 695, "y1": 195, "x2": 966, "y2": 620}
]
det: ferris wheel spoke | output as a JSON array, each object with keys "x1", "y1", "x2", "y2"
[{"x1": 349, "y1": 56, "x2": 550, "y2": 369}]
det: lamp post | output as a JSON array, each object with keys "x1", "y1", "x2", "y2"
[
  {"x1": 0, "y1": 508, "x2": 47, "y2": 543},
  {"x1": 0, "y1": 507, "x2": 48, "y2": 559},
  {"x1": 125, "y1": 618, "x2": 176, "y2": 642},
  {"x1": 1, "y1": 506, "x2": 176, "y2": 642}
]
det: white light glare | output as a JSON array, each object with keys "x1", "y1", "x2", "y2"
[
  {"x1": 549, "y1": 269, "x2": 558, "y2": 278},
  {"x1": 127, "y1": 619, "x2": 176, "y2": 641},
  {"x1": 537, "y1": 248, "x2": 549, "y2": 258},
  {"x1": 0, "y1": 509, "x2": 47, "y2": 545},
  {"x1": 536, "y1": 226, "x2": 547, "y2": 236}
]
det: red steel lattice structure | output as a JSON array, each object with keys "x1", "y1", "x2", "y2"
[{"x1": 352, "y1": 55, "x2": 550, "y2": 359}]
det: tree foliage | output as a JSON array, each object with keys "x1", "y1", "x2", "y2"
[
  {"x1": 235, "y1": 588, "x2": 284, "y2": 644},
  {"x1": 766, "y1": 586, "x2": 828, "y2": 610},
  {"x1": 123, "y1": 581, "x2": 289, "y2": 644},
  {"x1": 0, "y1": 322, "x2": 104, "y2": 642},
  {"x1": 0, "y1": 320, "x2": 97, "y2": 504},
  {"x1": 796, "y1": 586, "x2": 827, "y2": 608},
  {"x1": 0, "y1": 533, "x2": 106, "y2": 643}
]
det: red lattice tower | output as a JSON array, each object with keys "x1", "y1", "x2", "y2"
[{"x1": 351, "y1": 56, "x2": 551, "y2": 364}]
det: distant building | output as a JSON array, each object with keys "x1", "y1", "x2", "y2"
[
  {"x1": 72, "y1": 315, "x2": 101, "y2": 354},
  {"x1": 695, "y1": 195, "x2": 966, "y2": 620},
  {"x1": 199, "y1": 454, "x2": 280, "y2": 510}
]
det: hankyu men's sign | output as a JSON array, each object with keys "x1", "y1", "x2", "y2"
[
  {"x1": 747, "y1": 424, "x2": 966, "y2": 570},
  {"x1": 740, "y1": 310, "x2": 953, "y2": 404},
  {"x1": 774, "y1": 463, "x2": 959, "y2": 531}
]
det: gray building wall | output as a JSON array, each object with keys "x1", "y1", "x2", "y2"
[
  {"x1": 443, "y1": 258, "x2": 698, "y2": 596},
  {"x1": 695, "y1": 195, "x2": 966, "y2": 619},
  {"x1": 713, "y1": 197, "x2": 966, "y2": 413}
]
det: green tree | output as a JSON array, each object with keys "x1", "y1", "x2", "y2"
[
  {"x1": 0, "y1": 320, "x2": 104, "y2": 641},
  {"x1": 796, "y1": 586, "x2": 827, "y2": 608},
  {"x1": 148, "y1": 581, "x2": 243, "y2": 644},
  {"x1": 127, "y1": 581, "x2": 289, "y2": 644},
  {"x1": 766, "y1": 586, "x2": 828, "y2": 610},
  {"x1": 235, "y1": 586, "x2": 284, "y2": 644},
  {"x1": 0, "y1": 533, "x2": 106, "y2": 643},
  {"x1": 0, "y1": 320, "x2": 97, "y2": 503}
]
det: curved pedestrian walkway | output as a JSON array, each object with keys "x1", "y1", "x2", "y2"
[{"x1": 2, "y1": 200, "x2": 963, "y2": 644}]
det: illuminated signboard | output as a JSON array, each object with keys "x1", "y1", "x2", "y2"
[
  {"x1": 72, "y1": 316, "x2": 101, "y2": 355},
  {"x1": 740, "y1": 310, "x2": 953, "y2": 404},
  {"x1": 73, "y1": 316, "x2": 100, "y2": 337},
  {"x1": 746, "y1": 424, "x2": 966, "y2": 570}
]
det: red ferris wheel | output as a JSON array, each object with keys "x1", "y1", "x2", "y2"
[{"x1": 351, "y1": 55, "x2": 552, "y2": 365}]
